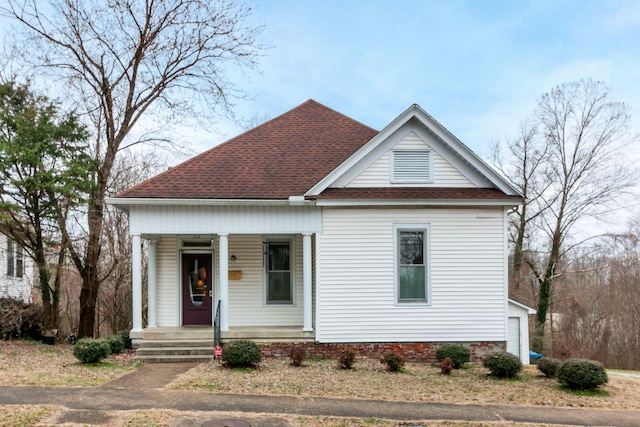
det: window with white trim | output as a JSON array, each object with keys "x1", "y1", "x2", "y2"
[
  {"x1": 395, "y1": 226, "x2": 429, "y2": 303},
  {"x1": 6, "y1": 238, "x2": 23, "y2": 278},
  {"x1": 391, "y1": 150, "x2": 432, "y2": 183},
  {"x1": 264, "y1": 239, "x2": 294, "y2": 304}
]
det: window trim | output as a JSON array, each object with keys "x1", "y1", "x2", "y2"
[
  {"x1": 394, "y1": 224, "x2": 430, "y2": 305},
  {"x1": 263, "y1": 236, "x2": 296, "y2": 306},
  {"x1": 390, "y1": 149, "x2": 433, "y2": 184},
  {"x1": 6, "y1": 238, "x2": 15, "y2": 277}
]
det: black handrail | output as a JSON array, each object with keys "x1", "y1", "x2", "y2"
[{"x1": 214, "y1": 299, "x2": 221, "y2": 347}]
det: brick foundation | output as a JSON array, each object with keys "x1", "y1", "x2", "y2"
[{"x1": 258, "y1": 341, "x2": 506, "y2": 363}]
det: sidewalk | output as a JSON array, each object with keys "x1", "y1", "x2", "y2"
[{"x1": 0, "y1": 363, "x2": 638, "y2": 426}]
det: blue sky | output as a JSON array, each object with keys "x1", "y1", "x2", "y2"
[{"x1": 197, "y1": 0, "x2": 640, "y2": 159}]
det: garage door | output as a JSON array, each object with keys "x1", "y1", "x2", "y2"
[{"x1": 507, "y1": 317, "x2": 520, "y2": 358}]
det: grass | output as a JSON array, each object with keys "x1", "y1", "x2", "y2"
[
  {"x1": 169, "y1": 357, "x2": 640, "y2": 410},
  {"x1": 1, "y1": 341, "x2": 639, "y2": 426}
]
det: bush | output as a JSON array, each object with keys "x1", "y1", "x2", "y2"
[
  {"x1": 338, "y1": 349, "x2": 356, "y2": 369},
  {"x1": 537, "y1": 357, "x2": 562, "y2": 378},
  {"x1": 0, "y1": 297, "x2": 43, "y2": 340},
  {"x1": 73, "y1": 338, "x2": 111, "y2": 363},
  {"x1": 221, "y1": 340, "x2": 261, "y2": 368},
  {"x1": 557, "y1": 359, "x2": 608, "y2": 391},
  {"x1": 289, "y1": 346, "x2": 306, "y2": 367},
  {"x1": 105, "y1": 335, "x2": 125, "y2": 354},
  {"x1": 482, "y1": 351, "x2": 523, "y2": 378},
  {"x1": 440, "y1": 357, "x2": 454, "y2": 375},
  {"x1": 380, "y1": 352, "x2": 405, "y2": 372},
  {"x1": 118, "y1": 330, "x2": 132, "y2": 349},
  {"x1": 435, "y1": 343, "x2": 470, "y2": 369}
]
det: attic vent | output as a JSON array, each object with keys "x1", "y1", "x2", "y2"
[{"x1": 391, "y1": 150, "x2": 432, "y2": 183}]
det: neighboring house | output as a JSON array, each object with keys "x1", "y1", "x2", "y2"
[
  {"x1": 110, "y1": 100, "x2": 531, "y2": 363},
  {"x1": 0, "y1": 233, "x2": 33, "y2": 303}
]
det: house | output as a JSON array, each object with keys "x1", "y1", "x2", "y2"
[
  {"x1": 109, "y1": 100, "x2": 530, "y2": 363},
  {"x1": 0, "y1": 233, "x2": 33, "y2": 303}
]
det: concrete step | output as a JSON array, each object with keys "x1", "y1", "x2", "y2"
[
  {"x1": 137, "y1": 347, "x2": 214, "y2": 357},
  {"x1": 136, "y1": 354, "x2": 215, "y2": 363},
  {"x1": 137, "y1": 339, "x2": 214, "y2": 348}
]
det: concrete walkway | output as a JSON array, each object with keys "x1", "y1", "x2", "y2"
[{"x1": 0, "y1": 363, "x2": 638, "y2": 426}]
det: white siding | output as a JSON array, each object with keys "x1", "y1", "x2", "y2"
[
  {"x1": 156, "y1": 235, "x2": 179, "y2": 326},
  {"x1": 129, "y1": 205, "x2": 321, "y2": 235},
  {"x1": 316, "y1": 208, "x2": 507, "y2": 343},
  {"x1": 0, "y1": 234, "x2": 34, "y2": 303},
  {"x1": 227, "y1": 235, "x2": 304, "y2": 326},
  {"x1": 154, "y1": 234, "x2": 305, "y2": 327},
  {"x1": 346, "y1": 132, "x2": 473, "y2": 188},
  {"x1": 508, "y1": 301, "x2": 532, "y2": 364}
]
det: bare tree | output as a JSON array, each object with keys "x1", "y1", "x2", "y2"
[
  {"x1": 496, "y1": 79, "x2": 637, "y2": 351},
  {"x1": 2, "y1": 0, "x2": 263, "y2": 337}
]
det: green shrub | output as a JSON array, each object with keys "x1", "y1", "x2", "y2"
[
  {"x1": 221, "y1": 340, "x2": 261, "y2": 368},
  {"x1": 482, "y1": 351, "x2": 523, "y2": 378},
  {"x1": 289, "y1": 346, "x2": 307, "y2": 367},
  {"x1": 557, "y1": 359, "x2": 608, "y2": 390},
  {"x1": 435, "y1": 343, "x2": 470, "y2": 369},
  {"x1": 537, "y1": 357, "x2": 562, "y2": 378},
  {"x1": 105, "y1": 335, "x2": 125, "y2": 354},
  {"x1": 440, "y1": 357, "x2": 454, "y2": 375},
  {"x1": 73, "y1": 338, "x2": 111, "y2": 364},
  {"x1": 118, "y1": 330, "x2": 132, "y2": 349},
  {"x1": 338, "y1": 349, "x2": 356, "y2": 369},
  {"x1": 380, "y1": 352, "x2": 405, "y2": 372}
]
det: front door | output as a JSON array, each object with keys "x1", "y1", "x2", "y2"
[{"x1": 182, "y1": 253, "x2": 213, "y2": 325}]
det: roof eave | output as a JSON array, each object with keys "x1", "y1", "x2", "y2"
[
  {"x1": 106, "y1": 197, "x2": 315, "y2": 209},
  {"x1": 313, "y1": 198, "x2": 520, "y2": 207}
]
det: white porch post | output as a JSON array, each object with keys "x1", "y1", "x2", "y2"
[
  {"x1": 131, "y1": 234, "x2": 143, "y2": 335},
  {"x1": 147, "y1": 238, "x2": 158, "y2": 328},
  {"x1": 303, "y1": 233, "x2": 313, "y2": 331},
  {"x1": 219, "y1": 233, "x2": 229, "y2": 331}
]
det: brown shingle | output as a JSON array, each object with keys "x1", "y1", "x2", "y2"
[
  {"x1": 311, "y1": 187, "x2": 522, "y2": 201},
  {"x1": 117, "y1": 100, "x2": 379, "y2": 199}
]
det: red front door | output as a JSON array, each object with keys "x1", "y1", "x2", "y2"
[{"x1": 182, "y1": 253, "x2": 213, "y2": 325}]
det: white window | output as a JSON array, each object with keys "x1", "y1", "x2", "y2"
[
  {"x1": 6, "y1": 238, "x2": 23, "y2": 278},
  {"x1": 391, "y1": 150, "x2": 432, "y2": 183},
  {"x1": 264, "y1": 239, "x2": 294, "y2": 304},
  {"x1": 395, "y1": 225, "x2": 429, "y2": 303}
]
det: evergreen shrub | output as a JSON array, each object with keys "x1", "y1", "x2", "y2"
[
  {"x1": 105, "y1": 334, "x2": 125, "y2": 354},
  {"x1": 221, "y1": 340, "x2": 261, "y2": 368},
  {"x1": 435, "y1": 343, "x2": 470, "y2": 369},
  {"x1": 557, "y1": 359, "x2": 608, "y2": 390},
  {"x1": 73, "y1": 338, "x2": 111, "y2": 363},
  {"x1": 482, "y1": 351, "x2": 523, "y2": 378},
  {"x1": 537, "y1": 357, "x2": 562, "y2": 378},
  {"x1": 381, "y1": 352, "x2": 405, "y2": 372}
]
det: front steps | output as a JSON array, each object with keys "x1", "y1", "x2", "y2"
[
  {"x1": 136, "y1": 339, "x2": 215, "y2": 363},
  {"x1": 134, "y1": 327, "x2": 215, "y2": 363},
  {"x1": 133, "y1": 326, "x2": 314, "y2": 363}
]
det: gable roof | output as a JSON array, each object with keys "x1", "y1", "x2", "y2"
[
  {"x1": 116, "y1": 100, "x2": 379, "y2": 200},
  {"x1": 306, "y1": 104, "x2": 520, "y2": 197}
]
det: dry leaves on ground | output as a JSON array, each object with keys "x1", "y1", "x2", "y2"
[
  {"x1": 169, "y1": 357, "x2": 640, "y2": 410},
  {"x1": 0, "y1": 340, "x2": 137, "y2": 386}
]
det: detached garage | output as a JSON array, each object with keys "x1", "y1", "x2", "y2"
[{"x1": 507, "y1": 299, "x2": 536, "y2": 364}]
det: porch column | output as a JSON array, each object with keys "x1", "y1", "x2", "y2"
[
  {"x1": 131, "y1": 234, "x2": 143, "y2": 334},
  {"x1": 303, "y1": 233, "x2": 313, "y2": 331},
  {"x1": 219, "y1": 233, "x2": 229, "y2": 331},
  {"x1": 147, "y1": 238, "x2": 158, "y2": 328}
]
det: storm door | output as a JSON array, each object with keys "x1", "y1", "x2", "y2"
[{"x1": 182, "y1": 253, "x2": 213, "y2": 325}]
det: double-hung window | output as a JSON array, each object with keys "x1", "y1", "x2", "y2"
[
  {"x1": 264, "y1": 239, "x2": 294, "y2": 304},
  {"x1": 395, "y1": 226, "x2": 429, "y2": 303},
  {"x1": 6, "y1": 238, "x2": 23, "y2": 278}
]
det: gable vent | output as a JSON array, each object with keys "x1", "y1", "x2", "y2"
[{"x1": 391, "y1": 150, "x2": 432, "y2": 183}]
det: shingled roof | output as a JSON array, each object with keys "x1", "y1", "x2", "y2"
[{"x1": 116, "y1": 100, "x2": 379, "y2": 200}]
